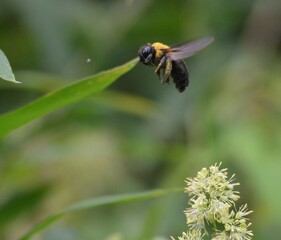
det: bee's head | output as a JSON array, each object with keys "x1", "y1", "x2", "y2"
[{"x1": 138, "y1": 44, "x2": 155, "y2": 65}]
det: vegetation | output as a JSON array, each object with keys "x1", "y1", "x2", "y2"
[{"x1": 0, "y1": 0, "x2": 280, "y2": 239}]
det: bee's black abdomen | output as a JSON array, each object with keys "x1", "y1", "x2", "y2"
[{"x1": 171, "y1": 60, "x2": 189, "y2": 92}]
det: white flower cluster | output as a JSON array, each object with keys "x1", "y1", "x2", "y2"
[{"x1": 172, "y1": 163, "x2": 253, "y2": 240}]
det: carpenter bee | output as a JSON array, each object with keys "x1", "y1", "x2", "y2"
[{"x1": 138, "y1": 36, "x2": 214, "y2": 92}]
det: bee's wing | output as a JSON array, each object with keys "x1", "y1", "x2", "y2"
[{"x1": 166, "y1": 36, "x2": 214, "y2": 61}]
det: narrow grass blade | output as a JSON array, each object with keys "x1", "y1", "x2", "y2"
[
  {"x1": 20, "y1": 213, "x2": 64, "y2": 240},
  {"x1": 0, "y1": 58, "x2": 138, "y2": 138},
  {"x1": 20, "y1": 188, "x2": 180, "y2": 240}
]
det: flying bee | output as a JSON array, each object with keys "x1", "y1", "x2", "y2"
[{"x1": 138, "y1": 36, "x2": 214, "y2": 92}]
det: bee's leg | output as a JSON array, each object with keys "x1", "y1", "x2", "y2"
[
  {"x1": 155, "y1": 56, "x2": 167, "y2": 76},
  {"x1": 161, "y1": 59, "x2": 172, "y2": 85}
]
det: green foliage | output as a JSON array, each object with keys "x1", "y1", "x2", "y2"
[
  {"x1": 20, "y1": 188, "x2": 178, "y2": 240},
  {"x1": 0, "y1": 59, "x2": 138, "y2": 138},
  {"x1": 0, "y1": 0, "x2": 280, "y2": 239}
]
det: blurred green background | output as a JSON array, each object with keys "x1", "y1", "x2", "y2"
[{"x1": 0, "y1": 0, "x2": 280, "y2": 239}]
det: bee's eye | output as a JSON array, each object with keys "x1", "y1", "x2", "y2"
[
  {"x1": 142, "y1": 46, "x2": 152, "y2": 56},
  {"x1": 138, "y1": 44, "x2": 155, "y2": 64}
]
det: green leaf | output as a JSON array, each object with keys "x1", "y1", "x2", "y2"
[
  {"x1": 0, "y1": 58, "x2": 138, "y2": 138},
  {"x1": 1, "y1": 72, "x2": 156, "y2": 118},
  {"x1": 0, "y1": 49, "x2": 20, "y2": 83},
  {"x1": 20, "y1": 188, "x2": 180, "y2": 240}
]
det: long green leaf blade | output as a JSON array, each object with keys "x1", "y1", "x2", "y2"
[
  {"x1": 20, "y1": 188, "x2": 180, "y2": 240},
  {"x1": 0, "y1": 58, "x2": 138, "y2": 138},
  {"x1": 20, "y1": 213, "x2": 64, "y2": 240}
]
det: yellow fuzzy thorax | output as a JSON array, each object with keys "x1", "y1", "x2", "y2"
[{"x1": 152, "y1": 42, "x2": 169, "y2": 58}]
